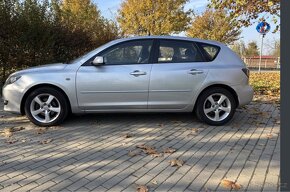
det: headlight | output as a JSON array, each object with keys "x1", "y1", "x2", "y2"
[{"x1": 4, "y1": 75, "x2": 21, "y2": 86}]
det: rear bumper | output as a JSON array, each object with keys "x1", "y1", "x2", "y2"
[{"x1": 232, "y1": 85, "x2": 254, "y2": 107}]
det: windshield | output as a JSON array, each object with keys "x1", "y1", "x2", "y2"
[
  {"x1": 66, "y1": 49, "x2": 98, "y2": 64},
  {"x1": 65, "y1": 41, "x2": 114, "y2": 64}
]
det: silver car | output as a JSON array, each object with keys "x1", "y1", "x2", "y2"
[{"x1": 2, "y1": 36, "x2": 253, "y2": 126}]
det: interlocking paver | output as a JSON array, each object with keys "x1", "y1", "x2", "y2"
[{"x1": 0, "y1": 101, "x2": 280, "y2": 191}]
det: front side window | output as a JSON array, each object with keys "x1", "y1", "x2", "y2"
[
  {"x1": 158, "y1": 40, "x2": 204, "y2": 63},
  {"x1": 100, "y1": 40, "x2": 153, "y2": 65}
]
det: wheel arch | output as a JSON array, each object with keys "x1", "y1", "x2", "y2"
[
  {"x1": 193, "y1": 84, "x2": 239, "y2": 112},
  {"x1": 20, "y1": 84, "x2": 72, "y2": 115}
]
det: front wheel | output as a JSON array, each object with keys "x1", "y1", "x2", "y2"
[
  {"x1": 195, "y1": 87, "x2": 236, "y2": 126},
  {"x1": 24, "y1": 87, "x2": 68, "y2": 126}
]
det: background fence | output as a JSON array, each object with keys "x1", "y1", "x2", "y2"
[{"x1": 243, "y1": 56, "x2": 280, "y2": 70}]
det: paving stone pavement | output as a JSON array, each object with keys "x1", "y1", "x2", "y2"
[{"x1": 0, "y1": 101, "x2": 280, "y2": 191}]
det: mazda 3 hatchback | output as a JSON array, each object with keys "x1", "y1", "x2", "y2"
[{"x1": 2, "y1": 36, "x2": 253, "y2": 126}]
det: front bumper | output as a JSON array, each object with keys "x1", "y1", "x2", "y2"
[
  {"x1": 2, "y1": 84, "x2": 23, "y2": 114},
  {"x1": 232, "y1": 85, "x2": 254, "y2": 106}
]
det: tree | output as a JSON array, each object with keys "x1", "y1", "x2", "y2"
[
  {"x1": 230, "y1": 41, "x2": 247, "y2": 57},
  {"x1": 186, "y1": 9, "x2": 241, "y2": 44},
  {"x1": 230, "y1": 41, "x2": 260, "y2": 57},
  {"x1": 117, "y1": 0, "x2": 191, "y2": 36},
  {"x1": 60, "y1": 0, "x2": 119, "y2": 45},
  {"x1": 209, "y1": 0, "x2": 280, "y2": 33},
  {"x1": 271, "y1": 41, "x2": 280, "y2": 57},
  {"x1": 0, "y1": 0, "x2": 119, "y2": 84},
  {"x1": 265, "y1": 38, "x2": 280, "y2": 57},
  {"x1": 0, "y1": 0, "x2": 19, "y2": 81},
  {"x1": 245, "y1": 41, "x2": 259, "y2": 57}
]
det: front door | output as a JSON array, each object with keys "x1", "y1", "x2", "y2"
[{"x1": 76, "y1": 40, "x2": 153, "y2": 111}]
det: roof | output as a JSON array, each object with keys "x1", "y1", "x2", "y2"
[{"x1": 112, "y1": 35, "x2": 225, "y2": 47}]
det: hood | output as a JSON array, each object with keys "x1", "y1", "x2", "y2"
[{"x1": 11, "y1": 63, "x2": 67, "y2": 76}]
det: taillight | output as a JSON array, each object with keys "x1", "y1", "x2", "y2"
[{"x1": 242, "y1": 68, "x2": 250, "y2": 78}]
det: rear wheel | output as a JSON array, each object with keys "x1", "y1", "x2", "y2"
[
  {"x1": 24, "y1": 87, "x2": 68, "y2": 126},
  {"x1": 195, "y1": 87, "x2": 236, "y2": 126}
]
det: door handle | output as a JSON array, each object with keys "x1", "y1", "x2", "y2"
[
  {"x1": 188, "y1": 69, "x2": 204, "y2": 75},
  {"x1": 130, "y1": 70, "x2": 147, "y2": 77}
]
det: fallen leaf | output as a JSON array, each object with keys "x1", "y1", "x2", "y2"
[
  {"x1": 151, "y1": 180, "x2": 158, "y2": 185},
  {"x1": 157, "y1": 123, "x2": 164, "y2": 127},
  {"x1": 142, "y1": 148, "x2": 158, "y2": 155},
  {"x1": 40, "y1": 139, "x2": 53, "y2": 144},
  {"x1": 12, "y1": 127, "x2": 25, "y2": 132},
  {"x1": 128, "y1": 150, "x2": 140, "y2": 157},
  {"x1": 151, "y1": 153, "x2": 163, "y2": 158},
  {"x1": 137, "y1": 185, "x2": 148, "y2": 192},
  {"x1": 3, "y1": 127, "x2": 13, "y2": 132},
  {"x1": 124, "y1": 133, "x2": 133, "y2": 138},
  {"x1": 3, "y1": 130, "x2": 13, "y2": 138},
  {"x1": 5, "y1": 138, "x2": 18, "y2": 144},
  {"x1": 169, "y1": 159, "x2": 184, "y2": 167},
  {"x1": 192, "y1": 128, "x2": 199, "y2": 133},
  {"x1": 186, "y1": 133, "x2": 193, "y2": 137},
  {"x1": 261, "y1": 112, "x2": 269, "y2": 117},
  {"x1": 220, "y1": 179, "x2": 241, "y2": 190},
  {"x1": 136, "y1": 144, "x2": 146, "y2": 149},
  {"x1": 136, "y1": 144, "x2": 154, "y2": 150},
  {"x1": 163, "y1": 148, "x2": 176, "y2": 154},
  {"x1": 35, "y1": 128, "x2": 47, "y2": 135},
  {"x1": 266, "y1": 133, "x2": 273, "y2": 139}
]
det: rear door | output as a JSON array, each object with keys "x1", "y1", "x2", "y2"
[{"x1": 148, "y1": 39, "x2": 209, "y2": 109}]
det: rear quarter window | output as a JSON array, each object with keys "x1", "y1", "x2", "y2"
[{"x1": 198, "y1": 43, "x2": 220, "y2": 61}]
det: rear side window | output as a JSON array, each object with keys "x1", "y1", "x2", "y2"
[
  {"x1": 158, "y1": 40, "x2": 204, "y2": 63},
  {"x1": 198, "y1": 43, "x2": 220, "y2": 61}
]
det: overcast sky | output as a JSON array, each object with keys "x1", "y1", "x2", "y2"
[{"x1": 94, "y1": 0, "x2": 280, "y2": 54}]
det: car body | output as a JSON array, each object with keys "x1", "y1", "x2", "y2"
[{"x1": 2, "y1": 36, "x2": 253, "y2": 126}]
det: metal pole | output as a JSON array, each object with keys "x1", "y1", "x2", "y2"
[{"x1": 259, "y1": 34, "x2": 265, "y2": 73}]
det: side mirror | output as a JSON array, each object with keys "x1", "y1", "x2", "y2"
[{"x1": 92, "y1": 56, "x2": 104, "y2": 66}]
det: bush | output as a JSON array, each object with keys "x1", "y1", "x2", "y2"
[{"x1": 0, "y1": 0, "x2": 119, "y2": 84}]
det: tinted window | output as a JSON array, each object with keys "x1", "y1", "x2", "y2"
[
  {"x1": 158, "y1": 40, "x2": 204, "y2": 63},
  {"x1": 100, "y1": 40, "x2": 153, "y2": 65},
  {"x1": 199, "y1": 43, "x2": 220, "y2": 61}
]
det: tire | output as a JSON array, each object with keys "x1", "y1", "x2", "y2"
[
  {"x1": 24, "y1": 87, "x2": 68, "y2": 126},
  {"x1": 195, "y1": 87, "x2": 236, "y2": 126}
]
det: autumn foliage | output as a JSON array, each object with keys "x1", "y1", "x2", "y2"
[
  {"x1": 249, "y1": 72, "x2": 280, "y2": 103},
  {"x1": 0, "y1": 0, "x2": 119, "y2": 83},
  {"x1": 117, "y1": 0, "x2": 191, "y2": 36},
  {"x1": 209, "y1": 0, "x2": 280, "y2": 33},
  {"x1": 186, "y1": 9, "x2": 241, "y2": 44}
]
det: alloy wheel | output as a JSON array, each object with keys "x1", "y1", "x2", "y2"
[
  {"x1": 203, "y1": 93, "x2": 231, "y2": 122},
  {"x1": 30, "y1": 94, "x2": 61, "y2": 123}
]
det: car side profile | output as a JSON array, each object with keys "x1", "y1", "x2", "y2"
[{"x1": 2, "y1": 36, "x2": 253, "y2": 126}]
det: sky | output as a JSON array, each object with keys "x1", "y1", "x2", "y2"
[{"x1": 94, "y1": 0, "x2": 280, "y2": 54}]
